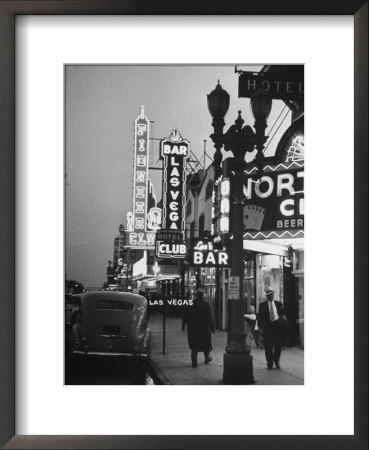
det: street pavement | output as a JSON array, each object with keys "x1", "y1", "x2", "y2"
[{"x1": 148, "y1": 312, "x2": 304, "y2": 385}]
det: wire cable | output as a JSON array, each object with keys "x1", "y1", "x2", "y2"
[
  {"x1": 266, "y1": 104, "x2": 287, "y2": 138},
  {"x1": 264, "y1": 108, "x2": 291, "y2": 153},
  {"x1": 66, "y1": 234, "x2": 117, "y2": 252}
]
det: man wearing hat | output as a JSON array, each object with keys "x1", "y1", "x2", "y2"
[{"x1": 257, "y1": 288, "x2": 285, "y2": 369}]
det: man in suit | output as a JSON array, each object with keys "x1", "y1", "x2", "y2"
[
  {"x1": 182, "y1": 289, "x2": 215, "y2": 367},
  {"x1": 257, "y1": 288, "x2": 285, "y2": 369}
]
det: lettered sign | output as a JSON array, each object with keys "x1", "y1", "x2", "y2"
[
  {"x1": 228, "y1": 276, "x2": 240, "y2": 300},
  {"x1": 243, "y1": 166, "x2": 304, "y2": 233},
  {"x1": 125, "y1": 106, "x2": 157, "y2": 249},
  {"x1": 157, "y1": 129, "x2": 189, "y2": 259},
  {"x1": 160, "y1": 128, "x2": 190, "y2": 233},
  {"x1": 190, "y1": 240, "x2": 230, "y2": 267},
  {"x1": 238, "y1": 69, "x2": 304, "y2": 101}
]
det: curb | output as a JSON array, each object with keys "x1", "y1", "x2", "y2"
[{"x1": 146, "y1": 358, "x2": 172, "y2": 385}]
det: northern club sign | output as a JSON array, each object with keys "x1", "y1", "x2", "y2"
[{"x1": 243, "y1": 165, "x2": 304, "y2": 234}]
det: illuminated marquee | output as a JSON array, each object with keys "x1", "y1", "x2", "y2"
[
  {"x1": 161, "y1": 128, "x2": 189, "y2": 232},
  {"x1": 125, "y1": 106, "x2": 156, "y2": 249},
  {"x1": 211, "y1": 175, "x2": 230, "y2": 245},
  {"x1": 156, "y1": 242, "x2": 187, "y2": 259},
  {"x1": 243, "y1": 165, "x2": 304, "y2": 232},
  {"x1": 190, "y1": 240, "x2": 230, "y2": 267},
  {"x1": 220, "y1": 178, "x2": 230, "y2": 234},
  {"x1": 155, "y1": 229, "x2": 187, "y2": 259},
  {"x1": 156, "y1": 128, "x2": 189, "y2": 259}
]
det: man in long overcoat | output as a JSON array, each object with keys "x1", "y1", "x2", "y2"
[
  {"x1": 182, "y1": 289, "x2": 215, "y2": 367},
  {"x1": 258, "y1": 288, "x2": 285, "y2": 369}
]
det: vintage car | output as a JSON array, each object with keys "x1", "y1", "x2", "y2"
[{"x1": 71, "y1": 291, "x2": 151, "y2": 359}]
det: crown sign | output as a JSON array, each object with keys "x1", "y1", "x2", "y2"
[
  {"x1": 244, "y1": 204, "x2": 266, "y2": 231},
  {"x1": 168, "y1": 128, "x2": 184, "y2": 143}
]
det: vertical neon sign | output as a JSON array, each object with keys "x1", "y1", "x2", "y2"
[
  {"x1": 156, "y1": 128, "x2": 190, "y2": 259},
  {"x1": 220, "y1": 178, "x2": 230, "y2": 234},
  {"x1": 133, "y1": 106, "x2": 149, "y2": 233},
  {"x1": 161, "y1": 128, "x2": 190, "y2": 233},
  {"x1": 125, "y1": 106, "x2": 156, "y2": 249}
]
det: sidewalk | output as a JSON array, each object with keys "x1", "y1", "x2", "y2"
[{"x1": 148, "y1": 313, "x2": 304, "y2": 385}]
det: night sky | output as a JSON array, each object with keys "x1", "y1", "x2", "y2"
[{"x1": 65, "y1": 65, "x2": 291, "y2": 287}]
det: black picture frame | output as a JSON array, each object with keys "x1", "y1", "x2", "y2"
[{"x1": 0, "y1": 1, "x2": 367, "y2": 449}]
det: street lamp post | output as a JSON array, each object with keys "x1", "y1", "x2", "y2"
[{"x1": 207, "y1": 81, "x2": 272, "y2": 384}]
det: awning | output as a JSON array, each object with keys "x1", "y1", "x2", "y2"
[
  {"x1": 243, "y1": 240, "x2": 289, "y2": 257},
  {"x1": 243, "y1": 237, "x2": 304, "y2": 256},
  {"x1": 138, "y1": 275, "x2": 182, "y2": 292}
]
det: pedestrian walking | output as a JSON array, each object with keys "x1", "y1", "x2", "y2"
[
  {"x1": 182, "y1": 289, "x2": 215, "y2": 367},
  {"x1": 257, "y1": 288, "x2": 285, "y2": 369},
  {"x1": 244, "y1": 305, "x2": 260, "y2": 348}
]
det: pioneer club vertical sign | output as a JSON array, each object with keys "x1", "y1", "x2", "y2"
[
  {"x1": 125, "y1": 106, "x2": 156, "y2": 249},
  {"x1": 156, "y1": 128, "x2": 189, "y2": 258}
]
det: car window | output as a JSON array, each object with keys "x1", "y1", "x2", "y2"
[{"x1": 95, "y1": 300, "x2": 134, "y2": 311}]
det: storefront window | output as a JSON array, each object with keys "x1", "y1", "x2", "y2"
[
  {"x1": 184, "y1": 267, "x2": 197, "y2": 298},
  {"x1": 197, "y1": 267, "x2": 217, "y2": 324},
  {"x1": 293, "y1": 250, "x2": 304, "y2": 272},
  {"x1": 257, "y1": 254, "x2": 284, "y2": 306},
  {"x1": 200, "y1": 267, "x2": 216, "y2": 286}
]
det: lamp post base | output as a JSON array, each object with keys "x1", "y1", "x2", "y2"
[{"x1": 223, "y1": 352, "x2": 254, "y2": 385}]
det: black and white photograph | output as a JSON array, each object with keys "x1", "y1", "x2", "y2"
[
  {"x1": 1, "y1": 3, "x2": 366, "y2": 447},
  {"x1": 65, "y1": 64, "x2": 304, "y2": 385}
]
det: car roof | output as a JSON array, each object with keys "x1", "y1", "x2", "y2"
[{"x1": 81, "y1": 291, "x2": 147, "y2": 307}]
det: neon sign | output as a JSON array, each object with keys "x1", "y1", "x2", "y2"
[
  {"x1": 156, "y1": 128, "x2": 189, "y2": 259},
  {"x1": 243, "y1": 167, "x2": 304, "y2": 232},
  {"x1": 190, "y1": 240, "x2": 230, "y2": 267},
  {"x1": 220, "y1": 178, "x2": 230, "y2": 234},
  {"x1": 156, "y1": 242, "x2": 187, "y2": 258},
  {"x1": 160, "y1": 128, "x2": 189, "y2": 232},
  {"x1": 125, "y1": 106, "x2": 156, "y2": 249},
  {"x1": 211, "y1": 174, "x2": 230, "y2": 246}
]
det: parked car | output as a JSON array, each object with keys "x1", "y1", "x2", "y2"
[
  {"x1": 65, "y1": 293, "x2": 82, "y2": 327},
  {"x1": 70, "y1": 291, "x2": 151, "y2": 359}
]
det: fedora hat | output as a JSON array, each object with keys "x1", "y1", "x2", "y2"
[{"x1": 265, "y1": 288, "x2": 275, "y2": 296}]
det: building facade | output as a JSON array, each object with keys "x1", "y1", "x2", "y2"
[
  {"x1": 184, "y1": 92, "x2": 304, "y2": 346},
  {"x1": 113, "y1": 66, "x2": 304, "y2": 347}
]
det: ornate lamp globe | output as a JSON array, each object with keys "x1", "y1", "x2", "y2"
[
  {"x1": 250, "y1": 87, "x2": 272, "y2": 121},
  {"x1": 207, "y1": 81, "x2": 230, "y2": 120}
]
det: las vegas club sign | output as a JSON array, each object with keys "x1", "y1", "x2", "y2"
[{"x1": 156, "y1": 128, "x2": 190, "y2": 259}]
